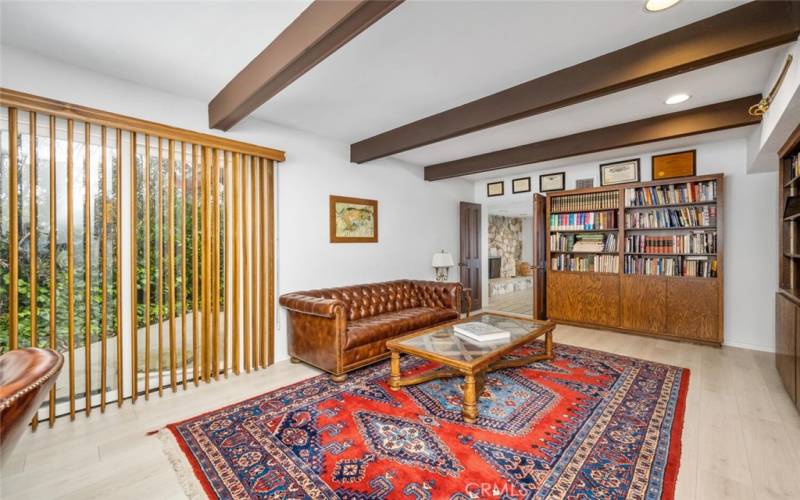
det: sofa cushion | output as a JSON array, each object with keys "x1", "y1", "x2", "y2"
[{"x1": 344, "y1": 307, "x2": 458, "y2": 350}]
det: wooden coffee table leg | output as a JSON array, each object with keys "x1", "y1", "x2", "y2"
[
  {"x1": 389, "y1": 351, "x2": 401, "y2": 391},
  {"x1": 545, "y1": 329, "x2": 554, "y2": 361},
  {"x1": 462, "y1": 373, "x2": 479, "y2": 423}
]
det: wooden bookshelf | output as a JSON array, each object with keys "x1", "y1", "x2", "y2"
[
  {"x1": 546, "y1": 174, "x2": 723, "y2": 345},
  {"x1": 776, "y1": 126, "x2": 800, "y2": 412}
]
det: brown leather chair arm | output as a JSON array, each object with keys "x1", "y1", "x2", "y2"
[
  {"x1": 279, "y1": 293, "x2": 346, "y2": 319},
  {"x1": 412, "y1": 280, "x2": 463, "y2": 310}
]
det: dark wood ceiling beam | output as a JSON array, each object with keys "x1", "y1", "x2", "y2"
[
  {"x1": 424, "y1": 95, "x2": 761, "y2": 181},
  {"x1": 352, "y1": 1, "x2": 800, "y2": 163},
  {"x1": 209, "y1": 0, "x2": 404, "y2": 131}
]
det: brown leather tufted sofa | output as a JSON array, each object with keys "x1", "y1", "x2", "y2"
[
  {"x1": 279, "y1": 280, "x2": 464, "y2": 381},
  {"x1": 1, "y1": 348, "x2": 63, "y2": 464}
]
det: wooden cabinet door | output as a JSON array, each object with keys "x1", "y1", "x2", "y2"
[
  {"x1": 776, "y1": 293, "x2": 797, "y2": 404},
  {"x1": 548, "y1": 272, "x2": 619, "y2": 327},
  {"x1": 621, "y1": 276, "x2": 666, "y2": 334},
  {"x1": 666, "y1": 278, "x2": 720, "y2": 342}
]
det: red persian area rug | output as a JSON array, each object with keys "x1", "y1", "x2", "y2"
[{"x1": 159, "y1": 342, "x2": 689, "y2": 499}]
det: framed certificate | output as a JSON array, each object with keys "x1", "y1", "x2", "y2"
[
  {"x1": 599, "y1": 159, "x2": 640, "y2": 186},
  {"x1": 487, "y1": 181, "x2": 504, "y2": 197},
  {"x1": 512, "y1": 177, "x2": 531, "y2": 194},
  {"x1": 652, "y1": 150, "x2": 696, "y2": 180},
  {"x1": 539, "y1": 172, "x2": 565, "y2": 192}
]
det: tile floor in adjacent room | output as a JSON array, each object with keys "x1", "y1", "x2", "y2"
[
  {"x1": 1, "y1": 324, "x2": 799, "y2": 500},
  {"x1": 486, "y1": 289, "x2": 534, "y2": 316}
]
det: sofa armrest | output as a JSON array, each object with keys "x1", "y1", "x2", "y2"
[
  {"x1": 412, "y1": 280, "x2": 463, "y2": 311},
  {"x1": 279, "y1": 293, "x2": 346, "y2": 319}
]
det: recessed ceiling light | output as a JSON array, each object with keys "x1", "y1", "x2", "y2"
[
  {"x1": 665, "y1": 93, "x2": 690, "y2": 105},
  {"x1": 644, "y1": 0, "x2": 681, "y2": 12}
]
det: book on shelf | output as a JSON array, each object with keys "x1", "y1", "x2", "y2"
[
  {"x1": 790, "y1": 152, "x2": 800, "y2": 180},
  {"x1": 624, "y1": 180, "x2": 716, "y2": 207},
  {"x1": 552, "y1": 191, "x2": 618, "y2": 212},
  {"x1": 623, "y1": 255, "x2": 717, "y2": 277},
  {"x1": 550, "y1": 233, "x2": 617, "y2": 253},
  {"x1": 625, "y1": 232, "x2": 716, "y2": 254},
  {"x1": 453, "y1": 322, "x2": 510, "y2": 342},
  {"x1": 624, "y1": 206, "x2": 716, "y2": 229},
  {"x1": 550, "y1": 211, "x2": 617, "y2": 231},
  {"x1": 551, "y1": 254, "x2": 619, "y2": 273}
]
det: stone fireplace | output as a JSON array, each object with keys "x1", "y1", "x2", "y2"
[{"x1": 488, "y1": 215, "x2": 523, "y2": 278}]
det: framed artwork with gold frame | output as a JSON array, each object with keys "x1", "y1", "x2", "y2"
[
  {"x1": 330, "y1": 195, "x2": 378, "y2": 243},
  {"x1": 652, "y1": 150, "x2": 696, "y2": 180}
]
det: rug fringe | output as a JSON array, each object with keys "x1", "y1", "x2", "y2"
[{"x1": 157, "y1": 429, "x2": 207, "y2": 499}]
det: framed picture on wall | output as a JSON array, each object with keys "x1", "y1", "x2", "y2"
[
  {"x1": 512, "y1": 177, "x2": 531, "y2": 193},
  {"x1": 599, "y1": 159, "x2": 640, "y2": 186},
  {"x1": 329, "y1": 195, "x2": 378, "y2": 243},
  {"x1": 539, "y1": 172, "x2": 565, "y2": 192},
  {"x1": 652, "y1": 150, "x2": 696, "y2": 180},
  {"x1": 487, "y1": 181, "x2": 504, "y2": 197}
]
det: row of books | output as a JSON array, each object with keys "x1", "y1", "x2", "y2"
[
  {"x1": 550, "y1": 233, "x2": 617, "y2": 253},
  {"x1": 624, "y1": 232, "x2": 717, "y2": 254},
  {"x1": 624, "y1": 181, "x2": 717, "y2": 207},
  {"x1": 550, "y1": 211, "x2": 617, "y2": 231},
  {"x1": 624, "y1": 206, "x2": 716, "y2": 229},
  {"x1": 551, "y1": 191, "x2": 618, "y2": 212},
  {"x1": 623, "y1": 255, "x2": 717, "y2": 277},
  {"x1": 551, "y1": 254, "x2": 619, "y2": 273},
  {"x1": 789, "y1": 153, "x2": 800, "y2": 180}
]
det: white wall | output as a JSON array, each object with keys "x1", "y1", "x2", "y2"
[
  {"x1": 473, "y1": 138, "x2": 778, "y2": 352},
  {"x1": 0, "y1": 45, "x2": 474, "y2": 362}
]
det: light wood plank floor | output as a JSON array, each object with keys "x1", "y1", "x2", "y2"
[{"x1": 1, "y1": 325, "x2": 799, "y2": 499}]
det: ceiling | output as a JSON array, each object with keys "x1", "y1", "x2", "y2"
[{"x1": 0, "y1": 0, "x2": 776, "y2": 172}]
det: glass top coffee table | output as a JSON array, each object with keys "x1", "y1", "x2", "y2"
[{"x1": 385, "y1": 312, "x2": 555, "y2": 423}]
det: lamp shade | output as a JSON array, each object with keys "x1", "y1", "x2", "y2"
[{"x1": 432, "y1": 251, "x2": 454, "y2": 268}]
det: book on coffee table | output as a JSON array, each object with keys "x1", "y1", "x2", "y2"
[{"x1": 453, "y1": 322, "x2": 510, "y2": 342}]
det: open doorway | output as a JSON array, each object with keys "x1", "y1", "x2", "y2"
[{"x1": 486, "y1": 204, "x2": 534, "y2": 316}]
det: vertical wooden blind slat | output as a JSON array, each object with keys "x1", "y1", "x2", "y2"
[
  {"x1": 101, "y1": 126, "x2": 108, "y2": 413},
  {"x1": 67, "y1": 118, "x2": 76, "y2": 420},
  {"x1": 202, "y1": 146, "x2": 211, "y2": 383},
  {"x1": 181, "y1": 141, "x2": 187, "y2": 390},
  {"x1": 192, "y1": 144, "x2": 199, "y2": 387},
  {"x1": 8, "y1": 108, "x2": 18, "y2": 351},
  {"x1": 259, "y1": 158, "x2": 267, "y2": 367},
  {"x1": 168, "y1": 139, "x2": 177, "y2": 392},
  {"x1": 232, "y1": 154, "x2": 240, "y2": 375},
  {"x1": 29, "y1": 112, "x2": 38, "y2": 431},
  {"x1": 48, "y1": 115, "x2": 57, "y2": 426},
  {"x1": 157, "y1": 138, "x2": 164, "y2": 397},
  {"x1": 212, "y1": 149, "x2": 220, "y2": 381},
  {"x1": 267, "y1": 159, "x2": 275, "y2": 366},
  {"x1": 224, "y1": 152, "x2": 231, "y2": 378},
  {"x1": 84, "y1": 122, "x2": 92, "y2": 417},
  {"x1": 143, "y1": 135, "x2": 151, "y2": 400},
  {"x1": 115, "y1": 128, "x2": 123, "y2": 407},
  {"x1": 130, "y1": 132, "x2": 138, "y2": 402},
  {"x1": 250, "y1": 157, "x2": 259, "y2": 370},
  {"x1": 242, "y1": 156, "x2": 251, "y2": 374}
]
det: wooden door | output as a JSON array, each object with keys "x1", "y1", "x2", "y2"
[
  {"x1": 532, "y1": 194, "x2": 547, "y2": 320},
  {"x1": 459, "y1": 202, "x2": 482, "y2": 311}
]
